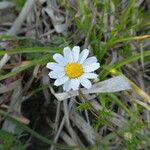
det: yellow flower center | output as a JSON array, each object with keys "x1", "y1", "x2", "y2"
[{"x1": 64, "y1": 62, "x2": 83, "y2": 79}]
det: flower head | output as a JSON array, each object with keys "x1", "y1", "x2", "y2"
[
  {"x1": 46, "y1": 46, "x2": 100, "y2": 91},
  {"x1": 124, "y1": 132, "x2": 133, "y2": 141}
]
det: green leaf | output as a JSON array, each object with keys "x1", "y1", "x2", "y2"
[
  {"x1": 76, "y1": 102, "x2": 90, "y2": 111},
  {"x1": 0, "y1": 130, "x2": 13, "y2": 150}
]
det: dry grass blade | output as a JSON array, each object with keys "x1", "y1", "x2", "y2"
[
  {"x1": 0, "y1": 79, "x2": 21, "y2": 94},
  {"x1": 7, "y1": 0, "x2": 35, "y2": 35},
  {"x1": 0, "y1": 53, "x2": 10, "y2": 69},
  {"x1": 125, "y1": 77, "x2": 150, "y2": 104},
  {"x1": 0, "y1": 1, "x2": 14, "y2": 10},
  {"x1": 2, "y1": 79, "x2": 27, "y2": 133},
  {"x1": 70, "y1": 109, "x2": 97, "y2": 144},
  {"x1": 60, "y1": 131, "x2": 77, "y2": 146},
  {"x1": 0, "y1": 0, "x2": 150, "y2": 149},
  {"x1": 55, "y1": 75, "x2": 131, "y2": 101}
]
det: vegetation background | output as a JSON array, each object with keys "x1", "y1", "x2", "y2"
[{"x1": 0, "y1": 0, "x2": 150, "y2": 149}]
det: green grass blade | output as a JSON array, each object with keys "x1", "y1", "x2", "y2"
[
  {"x1": 0, "y1": 35, "x2": 33, "y2": 40},
  {"x1": 109, "y1": 94, "x2": 133, "y2": 116},
  {"x1": 99, "y1": 0, "x2": 135, "y2": 60},
  {"x1": 100, "y1": 50, "x2": 150, "y2": 79},
  {"x1": 0, "y1": 47, "x2": 61, "y2": 56},
  {"x1": 112, "y1": 35, "x2": 150, "y2": 45},
  {"x1": 0, "y1": 54, "x2": 51, "y2": 81}
]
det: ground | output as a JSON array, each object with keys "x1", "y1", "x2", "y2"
[{"x1": 0, "y1": 0, "x2": 150, "y2": 150}]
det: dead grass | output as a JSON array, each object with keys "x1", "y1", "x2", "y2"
[{"x1": 0, "y1": 0, "x2": 150, "y2": 150}]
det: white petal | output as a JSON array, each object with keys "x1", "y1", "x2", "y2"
[
  {"x1": 82, "y1": 56, "x2": 97, "y2": 67},
  {"x1": 84, "y1": 63, "x2": 100, "y2": 72},
  {"x1": 82, "y1": 73, "x2": 98, "y2": 79},
  {"x1": 48, "y1": 71, "x2": 65, "y2": 79},
  {"x1": 78, "y1": 49, "x2": 89, "y2": 64},
  {"x1": 54, "y1": 76, "x2": 69, "y2": 86},
  {"x1": 53, "y1": 53, "x2": 67, "y2": 66},
  {"x1": 63, "y1": 47, "x2": 73, "y2": 62},
  {"x1": 72, "y1": 46, "x2": 80, "y2": 62},
  {"x1": 46, "y1": 62, "x2": 64, "y2": 71},
  {"x1": 79, "y1": 76, "x2": 92, "y2": 89},
  {"x1": 70, "y1": 79, "x2": 80, "y2": 90},
  {"x1": 63, "y1": 80, "x2": 72, "y2": 91}
]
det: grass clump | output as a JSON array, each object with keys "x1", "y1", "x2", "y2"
[{"x1": 0, "y1": 0, "x2": 150, "y2": 149}]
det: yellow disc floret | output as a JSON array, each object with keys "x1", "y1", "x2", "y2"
[{"x1": 64, "y1": 62, "x2": 83, "y2": 79}]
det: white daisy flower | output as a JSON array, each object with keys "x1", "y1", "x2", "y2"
[{"x1": 46, "y1": 46, "x2": 100, "y2": 91}]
